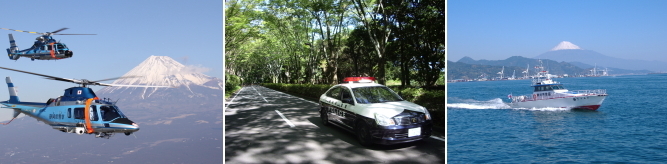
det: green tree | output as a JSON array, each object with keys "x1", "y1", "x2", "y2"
[
  {"x1": 384, "y1": 0, "x2": 445, "y2": 86},
  {"x1": 225, "y1": 0, "x2": 263, "y2": 77}
]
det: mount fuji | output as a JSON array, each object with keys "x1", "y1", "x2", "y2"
[
  {"x1": 0, "y1": 56, "x2": 223, "y2": 163},
  {"x1": 96, "y1": 56, "x2": 222, "y2": 119},
  {"x1": 550, "y1": 41, "x2": 582, "y2": 51},
  {"x1": 534, "y1": 41, "x2": 665, "y2": 72}
]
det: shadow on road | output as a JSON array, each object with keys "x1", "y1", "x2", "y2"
[{"x1": 225, "y1": 86, "x2": 445, "y2": 163}]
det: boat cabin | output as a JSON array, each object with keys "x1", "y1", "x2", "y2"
[{"x1": 533, "y1": 84, "x2": 566, "y2": 92}]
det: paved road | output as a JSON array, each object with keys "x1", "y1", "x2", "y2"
[{"x1": 224, "y1": 85, "x2": 446, "y2": 163}]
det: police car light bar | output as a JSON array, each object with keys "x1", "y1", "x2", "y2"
[{"x1": 343, "y1": 77, "x2": 376, "y2": 83}]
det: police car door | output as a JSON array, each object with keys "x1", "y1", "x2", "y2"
[
  {"x1": 325, "y1": 87, "x2": 343, "y2": 125},
  {"x1": 325, "y1": 87, "x2": 351, "y2": 128},
  {"x1": 338, "y1": 87, "x2": 356, "y2": 127}
]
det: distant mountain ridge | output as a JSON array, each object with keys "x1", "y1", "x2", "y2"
[
  {"x1": 535, "y1": 42, "x2": 666, "y2": 72},
  {"x1": 456, "y1": 56, "x2": 585, "y2": 75},
  {"x1": 447, "y1": 60, "x2": 525, "y2": 80},
  {"x1": 450, "y1": 56, "x2": 651, "y2": 80},
  {"x1": 96, "y1": 56, "x2": 222, "y2": 118}
]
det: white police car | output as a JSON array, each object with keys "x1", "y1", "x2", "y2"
[{"x1": 319, "y1": 77, "x2": 433, "y2": 145}]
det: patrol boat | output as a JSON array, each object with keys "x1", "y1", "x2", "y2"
[{"x1": 508, "y1": 68, "x2": 607, "y2": 110}]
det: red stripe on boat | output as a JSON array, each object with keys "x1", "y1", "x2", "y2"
[{"x1": 573, "y1": 105, "x2": 601, "y2": 110}]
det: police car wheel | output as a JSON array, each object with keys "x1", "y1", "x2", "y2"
[
  {"x1": 320, "y1": 109, "x2": 330, "y2": 126},
  {"x1": 356, "y1": 122, "x2": 372, "y2": 146}
]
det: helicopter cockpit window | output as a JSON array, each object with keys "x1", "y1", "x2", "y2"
[
  {"x1": 56, "y1": 44, "x2": 65, "y2": 49},
  {"x1": 100, "y1": 106, "x2": 125, "y2": 121},
  {"x1": 73, "y1": 106, "x2": 99, "y2": 121},
  {"x1": 47, "y1": 45, "x2": 53, "y2": 50}
]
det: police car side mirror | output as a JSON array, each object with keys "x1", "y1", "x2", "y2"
[{"x1": 342, "y1": 98, "x2": 354, "y2": 105}]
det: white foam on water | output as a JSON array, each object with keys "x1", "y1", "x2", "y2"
[
  {"x1": 447, "y1": 98, "x2": 512, "y2": 109},
  {"x1": 447, "y1": 97, "x2": 573, "y2": 111},
  {"x1": 513, "y1": 106, "x2": 572, "y2": 111}
]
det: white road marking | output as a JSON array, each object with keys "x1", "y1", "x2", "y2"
[
  {"x1": 252, "y1": 86, "x2": 269, "y2": 103},
  {"x1": 275, "y1": 110, "x2": 295, "y2": 128},
  {"x1": 225, "y1": 86, "x2": 246, "y2": 108},
  {"x1": 257, "y1": 86, "x2": 319, "y2": 105},
  {"x1": 430, "y1": 136, "x2": 446, "y2": 142}
]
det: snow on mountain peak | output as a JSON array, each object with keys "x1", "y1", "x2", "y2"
[
  {"x1": 550, "y1": 41, "x2": 582, "y2": 51},
  {"x1": 110, "y1": 55, "x2": 213, "y2": 87}
]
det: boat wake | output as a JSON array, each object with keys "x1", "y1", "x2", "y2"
[
  {"x1": 447, "y1": 97, "x2": 572, "y2": 111},
  {"x1": 447, "y1": 98, "x2": 511, "y2": 109}
]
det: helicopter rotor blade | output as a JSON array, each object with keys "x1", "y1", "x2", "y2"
[
  {"x1": 1, "y1": 27, "x2": 95, "y2": 35},
  {"x1": 92, "y1": 76, "x2": 173, "y2": 87},
  {"x1": 50, "y1": 28, "x2": 69, "y2": 34},
  {"x1": 0, "y1": 28, "x2": 40, "y2": 34},
  {"x1": 0, "y1": 66, "x2": 172, "y2": 88},
  {"x1": 52, "y1": 34, "x2": 97, "y2": 35},
  {"x1": 89, "y1": 76, "x2": 141, "y2": 83},
  {"x1": 96, "y1": 83, "x2": 174, "y2": 88},
  {"x1": 0, "y1": 66, "x2": 79, "y2": 83}
]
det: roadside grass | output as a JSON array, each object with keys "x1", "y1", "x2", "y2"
[{"x1": 225, "y1": 86, "x2": 241, "y2": 99}]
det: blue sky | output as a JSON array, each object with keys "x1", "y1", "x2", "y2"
[
  {"x1": 0, "y1": 0, "x2": 222, "y2": 105},
  {"x1": 448, "y1": 0, "x2": 667, "y2": 62}
]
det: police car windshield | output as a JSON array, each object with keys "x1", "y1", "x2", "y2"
[{"x1": 352, "y1": 86, "x2": 404, "y2": 104}]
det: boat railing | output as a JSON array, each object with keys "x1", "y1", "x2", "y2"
[
  {"x1": 511, "y1": 89, "x2": 606, "y2": 102},
  {"x1": 569, "y1": 89, "x2": 607, "y2": 95}
]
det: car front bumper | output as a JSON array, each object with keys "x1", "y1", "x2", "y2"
[{"x1": 368, "y1": 121, "x2": 433, "y2": 145}]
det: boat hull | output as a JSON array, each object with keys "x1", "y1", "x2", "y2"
[{"x1": 509, "y1": 95, "x2": 607, "y2": 110}]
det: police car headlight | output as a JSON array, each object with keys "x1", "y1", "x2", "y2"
[
  {"x1": 374, "y1": 113, "x2": 395, "y2": 126},
  {"x1": 424, "y1": 109, "x2": 432, "y2": 120}
]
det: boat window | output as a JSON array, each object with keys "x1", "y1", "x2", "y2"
[
  {"x1": 552, "y1": 85, "x2": 565, "y2": 90},
  {"x1": 100, "y1": 106, "x2": 126, "y2": 121},
  {"x1": 68, "y1": 108, "x2": 71, "y2": 118},
  {"x1": 352, "y1": 86, "x2": 404, "y2": 104}
]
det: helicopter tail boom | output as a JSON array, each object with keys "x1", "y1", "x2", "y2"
[
  {"x1": 6, "y1": 77, "x2": 19, "y2": 103},
  {"x1": 6, "y1": 34, "x2": 19, "y2": 60}
]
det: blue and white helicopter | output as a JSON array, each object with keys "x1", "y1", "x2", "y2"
[
  {"x1": 1, "y1": 28, "x2": 95, "y2": 61},
  {"x1": 0, "y1": 67, "x2": 169, "y2": 139}
]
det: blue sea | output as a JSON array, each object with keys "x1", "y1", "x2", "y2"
[{"x1": 447, "y1": 74, "x2": 667, "y2": 163}]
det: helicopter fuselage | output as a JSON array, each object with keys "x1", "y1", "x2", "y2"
[
  {"x1": 2, "y1": 27, "x2": 93, "y2": 61},
  {"x1": 5, "y1": 99, "x2": 139, "y2": 136},
  {"x1": 6, "y1": 35, "x2": 74, "y2": 61},
  {"x1": 2, "y1": 84, "x2": 140, "y2": 139}
]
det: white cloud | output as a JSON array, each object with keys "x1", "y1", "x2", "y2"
[{"x1": 181, "y1": 65, "x2": 211, "y2": 74}]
